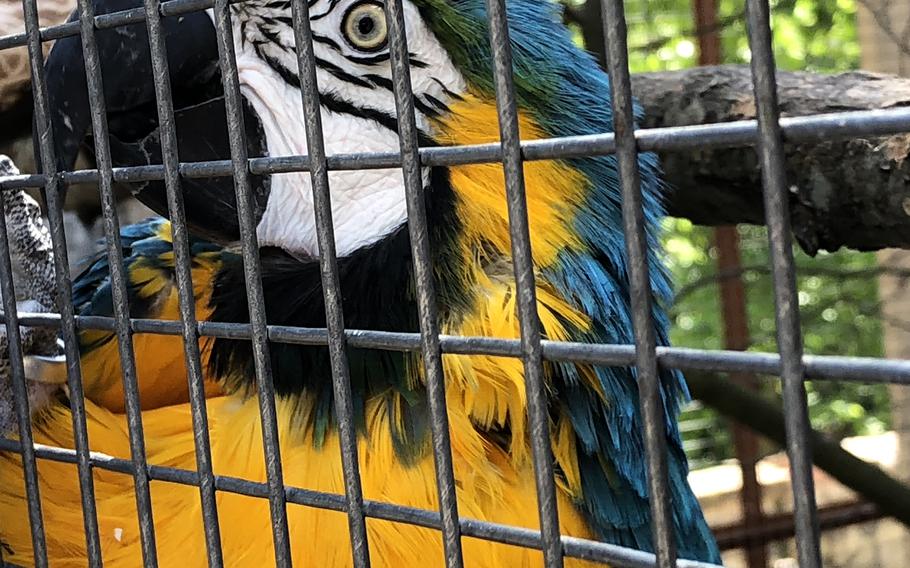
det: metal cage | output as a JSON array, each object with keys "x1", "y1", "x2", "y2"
[{"x1": 0, "y1": 0, "x2": 908, "y2": 566}]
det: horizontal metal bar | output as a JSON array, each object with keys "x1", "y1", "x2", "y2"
[
  {"x1": 5, "y1": 312, "x2": 910, "y2": 383},
  {"x1": 0, "y1": 437, "x2": 346, "y2": 509},
  {"x1": 0, "y1": 436, "x2": 720, "y2": 568},
  {"x1": 0, "y1": 0, "x2": 247, "y2": 50},
  {"x1": 713, "y1": 500, "x2": 880, "y2": 550},
  {"x1": 1, "y1": 107, "x2": 908, "y2": 192}
]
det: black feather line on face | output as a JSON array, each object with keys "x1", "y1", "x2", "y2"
[
  {"x1": 207, "y1": 167, "x2": 473, "y2": 458},
  {"x1": 242, "y1": 1, "x2": 450, "y2": 130},
  {"x1": 256, "y1": 46, "x2": 440, "y2": 141}
]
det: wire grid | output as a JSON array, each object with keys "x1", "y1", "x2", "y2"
[{"x1": 0, "y1": 0, "x2": 908, "y2": 566}]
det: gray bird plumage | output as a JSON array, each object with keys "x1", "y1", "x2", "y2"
[{"x1": 0, "y1": 155, "x2": 63, "y2": 434}]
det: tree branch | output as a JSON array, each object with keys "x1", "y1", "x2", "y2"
[
  {"x1": 4, "y1": 50, "x2": 910, "y2": 254},
  {"x1": 673, "y1": 265, "x2": 910, "y2": 304},
  {"x1": 687, "y1": 371, "x2": 910, "y2": 528},
  {"x1": 632, "y1": 65, "x2": 910, "y2": 254}
]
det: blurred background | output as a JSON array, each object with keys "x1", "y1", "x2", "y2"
[
  {"x1": 1, "y1": 0, "x2": 909, "y2": 566},
  {"x1": 577, "y1": 1, "x2": 909, "y2": 566}
]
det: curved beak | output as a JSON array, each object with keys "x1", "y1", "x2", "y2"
[{"x1": 43, "y1": 0, "x2": 270, "y2": 243}]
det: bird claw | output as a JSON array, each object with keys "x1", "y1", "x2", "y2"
[{"x1": 0, "y1": 155, "x2": 65, "y2": 434}]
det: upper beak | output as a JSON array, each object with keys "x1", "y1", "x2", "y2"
[{"x1": 42, "y1": 0, "x2": 270, "y2": 244}]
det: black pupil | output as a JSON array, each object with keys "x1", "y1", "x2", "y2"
[{"x1": 357, "y1": 15, "x2": 375, "y2": 37}]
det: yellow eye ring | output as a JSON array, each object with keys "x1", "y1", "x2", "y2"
[{"x1": 342, "y1": 2, "x2": 388, "y2": 52}]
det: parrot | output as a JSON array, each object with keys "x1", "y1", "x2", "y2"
[{"x1": 0, "y1": 0, "x2": 723, "y2": 566}]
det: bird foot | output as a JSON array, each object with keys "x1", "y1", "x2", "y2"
[{"x1": 0, "y1": 155, "x2": 66, "y2": 435}]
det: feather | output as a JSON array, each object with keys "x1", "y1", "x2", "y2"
[
  {"x1": 421, "y1": 1, "x2": 720, "y2": 561},
  {"x1": 72, "y1": 218, "x2": 225, "y2": 411}
]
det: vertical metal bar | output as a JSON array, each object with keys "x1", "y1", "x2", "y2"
[
  {"x1": 481, "y1": 1, "x2": 564, "y2": 566},
  {"x1": 141, "y1": 1, "x2": 225, "y2": 565},
  {"x1": 72, "y1": 0, "x2": 159, "y2": 564},
  {"x1": 287, "y1": 2, "x2": 370, "y2": 566},
  {"x1": 380, "y1": 1, "x2": 464, "y2": 566},
  {"x1": 0, "y1": 187, "x2": 48, "y2": 568},
  {"x1": 210, "y1": 0, "x2": 292, "y2": 564},
  {"x1": 599, "y1": 0, "x2": 677, "y2": 566},
  {"x1": 744, "y1": 1, "x2": 822, "y2": 566},
  {"x1": 21, "y1": 0, "x2": 104, "y2": 563}
]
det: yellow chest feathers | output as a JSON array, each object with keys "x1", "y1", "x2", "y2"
[
  {"x1": 432, "y1": 93, "x2": 589, "y2": 269},
  {"x1": 0, "y1": 97, "x2": 610, "y2": 568},
  {"x1": 0, "y1": 275, "x2": 602, "y2": 567},
  {"x1": 1, "y1": 390, "x2": 599, "y2": 567}
]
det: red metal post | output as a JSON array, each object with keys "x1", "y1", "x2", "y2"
[
  {"x1": 714, "y1": 226, "x2": 769, "y2": 568},
  {"x1": 691, "y1": 1, "x2": 768, "y2": 567}
]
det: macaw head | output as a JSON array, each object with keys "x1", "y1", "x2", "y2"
[
  {"x1": 44, "y1": 0, "x2": 666, "y2": 281},
  {"x1": 220, "y1": 0, "x2": 668, "y2": 272}
]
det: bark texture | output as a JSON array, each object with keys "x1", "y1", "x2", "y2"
[{"x1": 632, "y1": 65, "x2": 910, "y2": 254}]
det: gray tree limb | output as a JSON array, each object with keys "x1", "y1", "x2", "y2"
[
  {"x1": 74, "y1": 64, "x2": 909, "y2": 256},
  {"x1": 632, "y1": 65, "x2": 910, "y2": 254},
  {"x1": 3, "y1": 63, "x2": 910, "y2": 254},
  {"x1": 686, "y1": 370, "x2": 910, "y2": 528}
]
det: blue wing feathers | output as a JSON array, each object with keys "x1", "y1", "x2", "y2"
[
  {"x1": 71, "y1": 217, "x2": 166, "y2": 316},
  {"x1": 485, "y1": 1, "x2": 721, "y2": 562},
  {"x1": 71, "y1": 217, "x2": 221, "y2": 353}
]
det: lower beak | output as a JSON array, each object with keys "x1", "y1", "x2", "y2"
[{"x1": 23, "y1": 354, "x2": 68, "y2": 385}]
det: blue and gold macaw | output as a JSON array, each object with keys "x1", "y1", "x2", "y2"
[{"x1": 0, "y1": 0, "x2": 722, "y2": 566}]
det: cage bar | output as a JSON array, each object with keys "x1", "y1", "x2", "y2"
[
  {"x1": 481, "y1": 0, "x2": 566, "y2": 566},
  {"x1": 209, "y1": 0, "x2": 293, "y2": 564},
  {"x1": 20, "y1": 0, "x2": 104, "y2": 563},
  {"x1": 0, "y1": 183, "x2": 48, "y2": 567},
  {"x1": 287, "y1": 1, "x2": 372, "y2": 566},
  {"x1": 71, "y1": 0, "x2": 160, "y2": 563},
  {"x1": 744, "y1": 0, "x2": 823, "y2": 566},
  {"x1": 3, "y1": 105, "x2": 910, "y2": 190},
  {"x1": 140, "y1": 0, "x2": 227, "y2": 563},
  {"x1": 600, "y1": 0, "x2": 678, "y2": 565},
  {"x1": 380, "y1": 0, "x2": 466, "y2": 565},
  {"x1": 5, "y1": 311, "x2": 910, "y2": 384}
]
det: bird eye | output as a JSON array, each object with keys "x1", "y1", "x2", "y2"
[{"x1": 342, "y1": 2, "x2": 388, "y2": 52}]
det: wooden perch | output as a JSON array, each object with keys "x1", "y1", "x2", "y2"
[{"x1": 632, "y1": 65, "x2": 910, "y2": 254}]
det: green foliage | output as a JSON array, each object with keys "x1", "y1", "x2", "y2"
[
  {"x1": 619, "y1": 0, "x2": 860, "y2": 72},
  {"x1": 566, "y1": 0, "x2": 889, "y2": 466},
  {"x1": 716, "y1": 0, "x2": 860, "y2": 71},
  {"x1": 666, "y1": 222, "x2": 890, "y2": 465}
]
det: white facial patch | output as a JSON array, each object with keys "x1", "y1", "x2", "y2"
[{"x1": 214, "y1": 0, "x2": 467, "y2": 257}]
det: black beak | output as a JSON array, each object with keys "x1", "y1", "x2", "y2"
[
  {"x1": 41, "y1": 0, "x2": 270, "y2": 244},
  {"x1": 104, "y1": 94, "x2": 271, "y2": 244}
]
